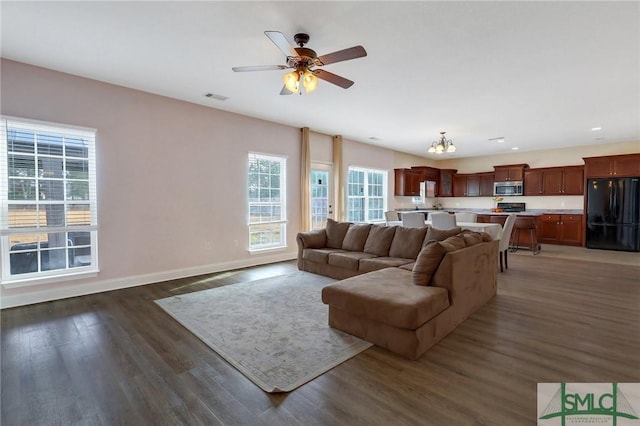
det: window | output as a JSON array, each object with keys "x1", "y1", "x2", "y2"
[
  {"x1": 347, "y1": 166, "x2": 387, "y2": 223},
  {"x1": 248, "y1": 153, "x2": 287, "y2": 251},
  {"x1": 1, "y1": 117, "x2": 98, "y2": 284},
  {"x1": 310, "y1": 164, "x2": 332, "y2": 230}
]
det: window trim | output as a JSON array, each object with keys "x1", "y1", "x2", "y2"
[{"x1": 0, "y1": 116, "x2": 99, "y2": 285}]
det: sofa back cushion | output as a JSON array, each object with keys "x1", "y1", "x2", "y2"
[
  {"x1": 363, "y1": 225, "x2": 397, "y2": 256},
  {"x1": 388, "y1": 226, "x2": 429, "y2": 259},
  {"x1": 439, "y1": 235, "x2": 466, "y2": 252},
  {"x1": 425, "y1": 226, "x2": 462, "y2": 244},
  {"x1": 412, "y1": 241, "x2": 448, "y2": 286},
  {"x1": 326, "y1": 219, "x2": 352, "y2": 249},
  {"x1": 460, "y1": 231, "x2": 483, "y2": 246},
  {"x1": 342, "y1": 223, "x2": 372, "y2": 251}
]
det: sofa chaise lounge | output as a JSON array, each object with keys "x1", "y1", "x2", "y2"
[{"x1": 297, "y1": 219, "x2": 498, "y2": 359}]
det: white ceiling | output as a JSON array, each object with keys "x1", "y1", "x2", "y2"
[{"x1": 1, "y1": 1, "x2": 639, "y2": 159}]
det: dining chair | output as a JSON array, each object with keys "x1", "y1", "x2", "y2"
[
  {"x1": 454, "y1": 212, "x2": 478, "y2": 223},
  {"x1": 401, "y1": 211, "x2": 426, "y2": 228},
  {"x1": 430, "y1": 212, "x2": 457, "y2": 230},
  {"x1": 384, "y1": 210, "x2": 399, "y2": 224},
  {"x1": 498, "y1": 214, "x2": 517, "y2": 272}
]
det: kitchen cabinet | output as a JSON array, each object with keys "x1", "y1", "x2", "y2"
[
  {"x1": 453, "y1": 173, "x2": 492, "y2": 197},
  {"x1": 524, "y1": 166, "x2": 584, "y2": 195},
  {"x1": 542, "y1": 166, "x2": 584, "y2": 195},
  {"x1": 479, "y1": 172, "x2": 495, "y2": 196},
  {"x1": 539, "y1": 214, "x2": 583, "y2": 246},
  {"x1": 394, "y1": 168, "x2": 422, "y2": 196},
  {"x1": 453, "y1": 174, "x2": 478, "y2": 196},
  {"x1": 438, "y1": 169, "x2": 456, "y2": 197},
  {"x1": 583, "y1": 154, "x2": 640, "y2": 178},
  {"x1": 493, "y1": 164, "x2": 528, "y2": 182},
  {"x1": 524, "y1": 169, "x2": 544, "y2": 195}
]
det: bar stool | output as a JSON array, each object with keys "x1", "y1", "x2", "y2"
[{"x1": 512, "y1": 217, "x2": 541, "y2": 254}]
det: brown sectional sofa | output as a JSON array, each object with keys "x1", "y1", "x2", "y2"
[{"x1": 296, "y1": 219, "x2": 499, "y2": 359}]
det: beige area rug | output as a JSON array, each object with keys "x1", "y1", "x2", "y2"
[
  {"x1": 511, "y1": 244, "x2": 640, "y2": 266},
  {"x1": 155, "y1": 271, "x2": 372, "y2": 393}
]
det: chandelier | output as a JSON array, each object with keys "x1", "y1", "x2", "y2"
[{"x1": 428, "y1": 131, "x2": 456, "y2": 154}]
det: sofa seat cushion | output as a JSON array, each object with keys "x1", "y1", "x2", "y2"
[
  {"x1": 322, "y1": 268, "x2": 450, "y2": 330},
  {"x1": 327, "y1": 251, "x2": 377, "y2": 270},
  {"x1": 399, "y1": 262, "x2": 415, "y2": 271},
  {"x1": 302, "y1": 248, "x2": 347, "y2": 264},
  {"x1": 359, "y1": 257, "x2": 415, "y2": 273}
]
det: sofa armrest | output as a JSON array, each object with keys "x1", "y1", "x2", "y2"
[
  {"x1": 431, "y1": 240, "x2": 498, "y2": 309},
  {"x1": 297, "y1": 229, "x2": 327, "y2": 250}
]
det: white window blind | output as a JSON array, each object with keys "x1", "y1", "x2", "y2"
[
  {"x1": 248, "y1": 153, "x2": 287, "y2": 251},
  {"x1": 0, "y1": 117, "x2": 98, "y2": 284}
]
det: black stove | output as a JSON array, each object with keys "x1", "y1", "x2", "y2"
[{"x1": 497, "y1": 202, "x2": 526, "y2": 212}]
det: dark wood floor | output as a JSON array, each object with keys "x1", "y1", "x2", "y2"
[{"x1": 2, "y1": 254, "x2": 639, "y2": 425}]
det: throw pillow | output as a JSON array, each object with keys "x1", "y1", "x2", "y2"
[
  {"x1": 326, "y1": 219, "x2": 352, "y2": 249},
  {"x1": 342, "y1": 223, "x2": 372, "y2": 251},
  {"x1": 363, "y1": 225, "x2": 397, "y2": 256},
  {"x1": 412, "y1": 241, "x2": 448, "y2": 286},
  {"x1": 389, "y1": 226, "x2": 429, "y2": 259},
  {"x1": 424, "y1": 227, "x2": 462, "y2": 244},
  {"x1": 439, "y1": 235, "x2": 466, "y2": 252},
  {"x1": 479, "y1": 231, "x2": 493, "y2": 242}
]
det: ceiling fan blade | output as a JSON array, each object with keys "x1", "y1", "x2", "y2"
[
  {"x1": 317, "y1": 46, "x2": 367, "y2": 66},
  {"x1": 280, "y1": 85, "x2": 294, "y2": 95},
  {"x1": 313, "y1": 69, "x2": 355, "y2": 89},
  {"x1": 265, "y1": 31, "x2": 297, "y2": 57},
  {"x1": 232, "y1": 65, "x2": 289, "y2": 72}
]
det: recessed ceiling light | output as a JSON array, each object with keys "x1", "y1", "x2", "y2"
[
  {"x1": 591, "y1": 127, "x2": 602, "y2": 131},
  {"x1": 512, "y1": 147, "x2": 519, "y2": 150}
]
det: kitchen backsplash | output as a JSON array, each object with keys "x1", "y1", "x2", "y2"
[{"x1": 394, "y1": 195, "x2": 584, "y2": 211}]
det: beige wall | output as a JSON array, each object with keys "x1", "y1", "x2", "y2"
[{"x1": 1, "y1": 59, "x2": 306, "y2": 307}]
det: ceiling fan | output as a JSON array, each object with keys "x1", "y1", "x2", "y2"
[{"x1": 232, "y1": 31, "x2": 367, "y2": 95}]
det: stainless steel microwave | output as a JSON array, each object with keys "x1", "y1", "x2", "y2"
[{"x1": 494, "y1": 181, "x2": 523, "y2": 196}]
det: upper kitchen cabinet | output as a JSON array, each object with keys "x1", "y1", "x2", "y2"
[
  {"x1": 478, "y1": 172, "x2": 495, "y2": 196},
  {"x1": 583, "y1": 154, "x2": 640, "y2": 178},
  {"x1": 493, "y1": 164, "x2": 529, "y2": 181},
  {"x1": 394, "y1": 168, "x2": 422, "y2": 196},
  {"x1": 543, "y1": 166, "x2": 584, "y2": 195},
  {"x1": 438, "y1": 169, "x2": 457, "y2": 197},
  {"x1": 525, "y1": 166, "x2": 584, "y2": 195},
  {"x1": 524, "y1": 169, "x2": 544, "y2": 195}
]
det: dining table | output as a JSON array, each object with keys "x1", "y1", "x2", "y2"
[{"x1": 387, "y1": 221, "x2": 503, "y2": 240}]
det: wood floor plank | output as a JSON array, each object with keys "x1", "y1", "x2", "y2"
[{"x1": 2, "y1": 250, "x2": 639, "y2": 425}]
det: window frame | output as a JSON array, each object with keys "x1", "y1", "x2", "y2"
[
  {"x1": 346, "y1": 166, "x2": 388, "y2": 223},
  {"x1": 0, "y1": 116, "x2": 98, "y2": 286},
  {"x1": 247, "y1": 152, "x2": 287, "y2": 252}
]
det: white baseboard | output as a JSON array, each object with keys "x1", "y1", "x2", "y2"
[{"x1": 0, "y1": 252, "x2": 297, "y2": 309}]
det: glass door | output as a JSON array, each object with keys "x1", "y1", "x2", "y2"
[{"x1": 310, "y1": 163, "x2": 333, "y2": 230}]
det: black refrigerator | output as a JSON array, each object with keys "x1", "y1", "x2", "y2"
[{"x1": 586, "y1": 177, "x2": 640, "y2": 252}]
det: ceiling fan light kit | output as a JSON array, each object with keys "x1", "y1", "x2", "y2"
[
  {"x1": 428, "y1": 132, "x2": 456, "y2": 154},
  {"x1": 233, "y1": 31, "x2": 367, "y2": 95}
]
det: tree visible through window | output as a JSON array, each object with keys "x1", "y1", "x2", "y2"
[
  {"x1": 1, "y1": 117, "x2": 98, "y2": 283},
  {"x1": 347, "y1": 167, "x2": 387, "y2": 223},
  {"x1": 248, "y1": 153, "x2": 287, "y2": 250}
]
